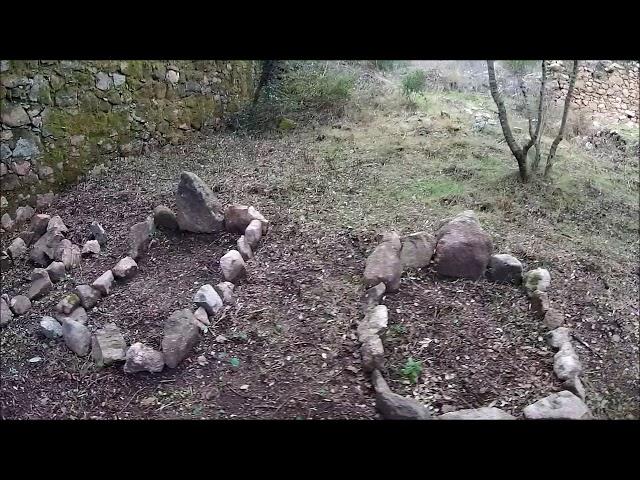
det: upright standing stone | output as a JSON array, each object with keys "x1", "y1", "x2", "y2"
[
  {"x1": 92, "y1": 270, "x2": 114, "y2": 295},
  {"x1": 363, "y1": 232, "x2": 402, "y2": 293},
  {"x1": 237, "y1": 235, "x2": 253, "y2": 260},
  {"x1": 175, "y1": 171, "x2": 224, "y2": 233},
  {"x1": 46, "y1": 261, "x2": 66, "y2": 284},
  {"x1": 28, "y1": 268, "x2": 53, "y2": 300},
  {"x1": 89, "y1": 222, "x2": 107, "y2": 246},
  {"x1": 62, "y1": 319, "x2": 91, "y2": 356},
  {"x1": 244, "y1": 220, "x2": 263, "y2": 249},
  {"x1": 224, "y1": 204, "x2": 269, "y2": 234},
  {"x1": 129, "y1": 217, "x2": 155, "y2": 260},
  {"x1": 220, "y1": 250, "x2": 246, "y2": 283},
  {"x1": 161, "y1": 309, "x2": 200, "y2": 368}
]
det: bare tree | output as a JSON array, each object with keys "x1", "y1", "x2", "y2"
[
  {"x1": 487, "y1": 60, "x2": 546, "y2": 182},
  {"x1": 544, "y1": 60, "x2": 579, "y2": 177}
]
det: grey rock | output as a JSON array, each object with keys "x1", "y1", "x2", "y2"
[
  {"x1": 1, "y1": 252, "x2": 11, "y2": 271},
  {"x1": 224, "y1": 204, "x2": 269, "y2": 234},
  {"x1": 1, "y1": 213, "x2": 14, "y2": 231},
  {"x1": 0, "y1": 144, "x2": 11, "y2": 161},
  {"x1": 47, "y1": 215, "x2": 68, "y2": 234},
  {"x1": 45, "y1": 261, "x2": 66, "y2": 282},
  {"x1": 554, "y1": 343, "x2": 582, "y2": 380},
  {"x1": 363, "y1": 235, "x2": 402, "y2": 292},
  {"x1": 400, "y1": 232, "x2": 435, "y2": 270},
  {"x1": 546, "y1": 327, "x2": 572, "y2": 349},
  {"x1": 10, "y1": 295, "x2": 31, "y2": 315},
  {"x1": 30, "y1": 230, "x2": 64, "y2": 266},
  {"x1": 361, "y1": 335, "x2": 385, "y2": 373},
  {"x1": 1, "y1": 298, "x2": 13, "y2": 327},
  {"x1": 56, "y1": 306, "x2": 88, "y2": 326},
  {"x1": 36, "y1": 193, "x2": 55, "y2": 210},
  {"x1": 530, "y1": 290, "x2": 550, "y2": 317},
  {"x1": 89, "y1": 222, "x2": 107, "y2": 246},
  {"x1": 371, "y1": 369, "x2": 430, "y2": 420},
  {"x1": 220, "y1": 250, "x2": 246, "y2": 283},
  {"x1": 124, "y1": 342, "x2": 165, "y2": 374},
  {"x1": 92, "y1": 270, "x2": 114, "y2": 296},
  {"x1": 215, "y1": 281, "x2": 235, "y2": 304},
  {"x1": 12, "y1": 160, "x2": 31, "y2": 176},
  {"x1": 30, "y1": 214, "x2": 51, "y2": 237},
  {"x1": 55, "y1": 293, "x2": 81, "y2": 315},
  {"x1": 129, "y1": 217, "x2": 155, "y2": 260},
  {"x1": 82, "y1": 239, "x2": 101, "y2": 257},
  {"x1": 1, "y1": 103, "x2": 30, "y2": 127},
  {"x1": 95, "y1": 72, "x2": 113, "y2": 91},
  {"x1": 193, "y1": 284, "x2": 223, "y2": 316},
  {"x1": 19, "y1": 231, "x2": 36, "y2": 247},
  {"x1": 237, "y1": 235, "x2": 253, "y2": 260},
  {"x1": 357, "y1": 305, "x2": 388, "y2": 342},
  {"x1": 434, "y1": 210, "x2": 492, "y2": 280},
  {"x1": 524, "y1": 268, "x2": 551, "y2": 297},
  {"x1": 91, "y1": 323, "x2": 127, "y2": 366},
  {"x1": 39, "y1": 316, "x2": 63, "y2": 339},
  {"x1": 523, "y1": 391, "x2": 592, "y2": 419},
  {"x1": 7, "y1": 237, "x2": 27, "y2": 259},
  {"x1": 112, "y1": 73, "x2": 126, "y2": 87},
  {"x1": 162, "y1": 309, "x2": 200, "y2": 368},
  {"x1": 28, "y1": 268, "x2": 53, "y2": 300},
  {"x1": 0, "y1": 196, "x2": 7, "y2": 209},
  {"x1": 486, "y1": 254, "x2": 523, "y2": 284},
  {"x1": 12, "y1": 138, "x2": 40, "y2": 158},
  {"x1": 15, "y1": 205, "x2": 35, "y2": 224},
  {"x1": 194, "y1": 307, "x2": 210, "y2": 326},
  {"x1": 244, "y1": 219, "x2": 263, "y2": 249},
  {"x1": 563, "y1": 376, "x2": 586, "y2": 401},
  {"x1": 361, "y1": 282, "x2": 386, "y2": 314},
  {"x1": 153, "y1": 205, "x2": 178, "y2": 231},
  {"x1": 62, "y1": 319, "x2": 91, "y2": 356},
  {"x1": 55, "y1": 239, "x2": 81, "y2": 270},
  {"x1": 175, "y1": 171, "x2": 224, "y2": 233},
  {"x1": 166, "y1": 70, "x2": 180, "y2": 84},
  {"x1": 112, "y1": 256, "x2": 138, "y2": 279},
  {"x1": 544, "y1": 308, "x2": 565, "y2": 329},
  {"x1": 74, "y1": 284, "x2": 102, "y2": 309},
  {"x1": 439, "y1": 407, "x2": 516, "y2": 420}
]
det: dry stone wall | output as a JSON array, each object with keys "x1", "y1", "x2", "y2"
[
  {"x1": 0, "y1": 60, "x2": 258, "y2": 211},
  {"x1": 548, "y1": 60, "x2": 639, "y2": 124}
]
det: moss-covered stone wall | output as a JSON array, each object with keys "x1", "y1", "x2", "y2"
[{"x1": 0, "y1": 60, "x2": 257, "y2": 211}]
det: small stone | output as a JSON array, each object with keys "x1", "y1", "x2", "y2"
[
  {"x1": 45, "y1": 261, "x2": 66, "y2": 282},
  {"x1": 371, "y1": 370, "x2": 430, "y2": 420},
  {"x1": 92, "y1": 270, "x2": 114, "y2": 296},
  {"x1": 95, "y1": 72, "x2": 113, "y2": 91},
  {"x1": 215, "y1": 335, "x2": 228, "y2": 343},
  {"x1": 89, "y1": 222, "x2": 107, "y2": 246},
  {"x1": 1, "y1": 298, "x2": 14, "y2": 327},
  {"x1": 215, "y1": 281, "x2": 235, "y2": 304},
  {"x1": 439, "y1": 407, "x2": 516, "y2": 420},
  {"x1": 30, "y1": 230, "x2": 64, "y2": 266},
  {"x1": 55, "y1": 293, "x2": 81, "y2": 315},
  {"x1": 7, "y1": 237, "x2": 27, "y2": 259},
  {"x1": 546, "y1": 327, "x2": 572, "y2": 350},
  {"x1": 1, "y1": 252, "x2": 11, "y2": 271},
  {"x1": 15, "y1": 205, "x2": 35, "y2": 224},
  {"x1": 91, "y1": 323, "x2": 127, "y2": 366},
  {"x1": 220, "y1": 250, "x2": 246, "y2": 283},
  {"x1": 563, "y1": 376, "x2": 586, "y2": 401},
  {"x1": 244, "y1": 219, "x2": 263, "y2": 248},
  {"x1": 57, "y1": 306, "x2": 88, "y2": 326},
  {"x1": 36, "y1": 193, "x2": 55, "y2": 209},
  {"x1": 544, "y1": 308, "x2": 565, "y2": 329},
  {"x1": 31, "y1": 214, "x2": 51, "y2": 237},
  {"x1": 28, "y1": 268, "x2": 53, "y2": 300},
  {"x1": 554, "y1": 343, "x2": 582, "y2": 380},
  {"x1": 129, "y1": 217, "x2": 155, "y2": 260},
  {"x1": 112, "y1": 256, "x2": 138, "y2": 279},
  {"x1": 524, "y1": 268, "x2": 551, "y2": 297},
  {"x1": 1, "y1": 213, "x2": 14, "y2": 232},
  {"x1": 237, "y1": 235, "x2": 253, "y2": 260},
  {"x1": 486, "y1": 254, "x2": 523, "y2": 284},
  {"x1": 56, "y1": 240, "x2": 81, "y2": 270},
  {"x1": 10, "y1": 295, "x2": 31, "y2": 315},
  {"x1": 62, "y1": 319, "x2": 91, "y2": 356},
  {"x1": 523, "y1": 391, "x2": 591, "y2": 419},
  {"x1": 82, "y1": 240, "x2": 101, "y2": 257},
  {"x1": 162, "y1": 309, "x2": 200, "y2": 368},
  {"x1": 19, "y1": 231, "x2": 36, "y2": 247},
  {"x1": 1, "y1": 103, "x2": 30, "y2": 127},
  {"x1": 224, "y1": 205, "x2": 269, "y2": 234},
  {"x1": 530, "y1": 290, "x2": 550, "y2": 317},
  {"x1": 361, "y1": 282, "x2": 386, "y2": 314},
  {"x1": 112, "y1": 73, "x2": 126, "y2": 87},
  {"x1": 193, "y1": 284, "x2": 223, "y2": 316},
  {"x1": 166, "y1": 70, "x2": 180, "y2": 84},
  {"x1": 194, "y1": 307, "x2": 210, "y2": 326},
  {"x1": 124, "y1": 342, "x2": 165, "y2": 374},
  {"x1": 357, "y1": 305, "x2": 388, "y2": 342},
  {"x1": 74, "y1": 285, "x2": 102, "y2": 309},
  {"x1": 39, "y1": 316, "x2": 63, "y2": 339},
  {"x1": 153, "y1": 205, "x2": 178, "y2": 231},
  {"x1": 197, "y1": 355, "x2": 208, "y2": 366},
  {"x1": 361, "y1": 335, "x2": 385, "y2": 373},
  {"x1": 47, "y1": 215, "x2": 68, "y2": 234}
]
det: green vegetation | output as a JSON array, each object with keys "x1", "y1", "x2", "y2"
[
  {"x1": 400, "y1": 358, "x2": 423, "y2": 384},
  {"x1": 401, "y1": 70, "x2": 426, "y2": 96}
]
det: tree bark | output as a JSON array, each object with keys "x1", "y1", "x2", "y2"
[
  {"x1": 544, "y1": 60, "x2": 579, "y2": 178},
  {"x1": 487, "y1": 60, "x2": 528, "y2": 182}
]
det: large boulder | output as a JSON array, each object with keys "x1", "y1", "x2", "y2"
[
  {"x1": 175, "y1": 171, "x2": 224, "y2": 233},
  {"x1": 124, "y1": 342, "x2": 165, "y2": 373},
  {"x1": 224, "y1": 204, "x2": 269, "y2": 234},
  {"x1": 486, "y1": 254, "x2": 523, "y2": 284},
  {"x1": 220, "y1": 250, "x2": 246, "y2": 283},
  {"x1": 371, "y1": 370, "x2": 431, "y2": 420},
  {"x1": 400, "y1": 232, "x2": 435, "y2": 270},
  {"x1": 523, "y1": 391, "x2": 592, "y2": 419},
  {"x1": 434, "y1": 210, "x2": 492, "y2": 280},
  {"x1": 129, "y1": 217, "x2": 155, "y2": 260},
  {"x1": 91, "y1": 323, "x2": 127, "y2": 366},
  {"x1": 363, "y1": 232, "x2": 402, "y2": 293},
  {"x1": 439, "y1": 407, "x2": 516, "y2": 420},
  {"x1": 161, "y1": 309, "x2": 200, "y2": 368}
]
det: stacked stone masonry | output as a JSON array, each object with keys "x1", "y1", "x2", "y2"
[{"x1": 0, "y1": 60, "x2": 258, "y2": 211}]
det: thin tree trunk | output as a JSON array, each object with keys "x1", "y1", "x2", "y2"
[
  {"x1": 531, "y1": 61, "x2": 548, "y2": 173},
  {"x1": 544, "y1": 60, "x2": 579, "y2": 178},
  {"x1": 487, "y1": 60, "x2": 528, "y2": 182}
]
